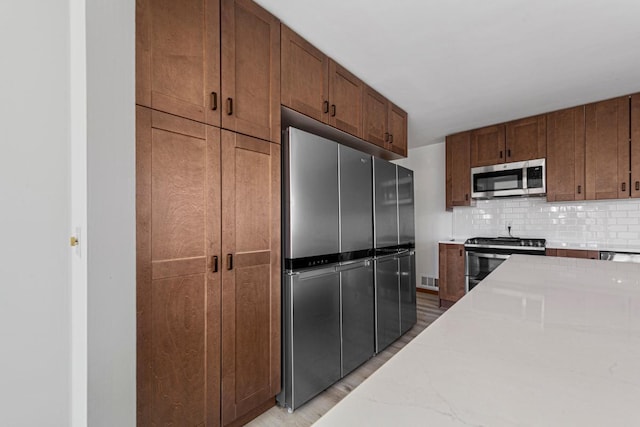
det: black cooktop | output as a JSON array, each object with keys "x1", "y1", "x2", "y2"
[{"x1": 465, "y1": 236, "x2": 546, "y2": 248}]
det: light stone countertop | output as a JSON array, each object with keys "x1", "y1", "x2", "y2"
[{"x1": 313, "y1": 255, "x2": 640, "y2": 426}]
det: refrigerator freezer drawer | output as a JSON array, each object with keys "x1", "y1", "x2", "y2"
[
  {"x1": 399, "y1": 252, "x2": 417, "y2": 334},
  {"x1": 281, "y1": 267, "x2": 341, "y2": 411},
  {"x1": 340, "y1": 259, "x2": 375, "y2": 376},
  {"x1": 375, "y1": 256, "x2": 400, "y2": 352}
]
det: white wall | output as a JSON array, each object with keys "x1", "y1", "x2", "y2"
[
  {"x1": 396, "y1": 142, "x2": 453, "y2": 285},
  {"x1": 86, "y1": 1, "x2": 136, "y2": 425},
  {"x1": 0, "y1": 1, "x2": 71, "y2": 425}
]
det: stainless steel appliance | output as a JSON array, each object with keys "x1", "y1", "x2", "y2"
[
  {"x1": 464, "y1": 237, "x2": 546, "y2": 292},
  {"x1": 471, "y1": 158, "x2": 545, "y2": 199},
  {"x1": 373, "y1": 159, "x2": 416, "y2": 353},
  {"x1": 280, "y1": 128, "x2": 376, "y2": 412},
  {"x1": 599, "y1": 251, "x2": 640, "y2": 263}
]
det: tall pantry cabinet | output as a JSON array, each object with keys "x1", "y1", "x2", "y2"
[{"x1": 136, "y1": 0, "x2": 281, "y2": 426}]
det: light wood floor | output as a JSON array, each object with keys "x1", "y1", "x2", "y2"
[{"x1": 247, "y1": 292, "x2": 445, "y2": 427}]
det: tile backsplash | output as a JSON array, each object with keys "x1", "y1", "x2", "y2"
[{"x1": 453, "y1": 198, "x2": 640, "y2": 247}]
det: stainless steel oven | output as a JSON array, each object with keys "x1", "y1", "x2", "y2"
[{"x1": 464, "y1": 237, "x2": 546, "y2": 292}]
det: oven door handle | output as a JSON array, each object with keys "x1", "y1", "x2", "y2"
[{"x1": 467, "y1": 252, "x2": 510, "y2": 260}]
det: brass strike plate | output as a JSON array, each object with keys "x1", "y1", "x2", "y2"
[{"x1": 70, "y1": 236, "x2": 79, "y2": 247}]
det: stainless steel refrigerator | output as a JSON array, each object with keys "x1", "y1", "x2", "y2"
[
  {"x1": 373, "y1": 159, "x2": 416, "y2": 353},
  {"x1": 279, "y1": 128, "x2": 375, "y2": 412}
]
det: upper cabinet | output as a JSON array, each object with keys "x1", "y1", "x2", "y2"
[
  {"x1": 388, "y1": 103, "x2": 408, "y2": 157},
  {"x1": 280, "y1": 25, "x2": 329, "y2": 123},
  {"x1": 470, "y1": 125, "x2": 505, "y2": 167},
  {"x1": 546, "y1": 106, "x2": 585, "y2": 202},
  {"x1": 137, "y1": 0, "x2": 280, "y2": 144},
  {"x1": 363, "y1": 87, "x2": 408, "y2": 157},
  {"x1": 446, "y1": 131, "x2": 471, "y2": 210},
  {"x1": 328, "y1": 60, "x2": 364, "y2": 138},
  {"x1": 505, "y1": 115, "x2": 546, "y2": 162},
  {"x1": 281, "y1": 25, "x2": 407, "y2": 157},
  {"x1": 470, "y1": 115, "x2": 546, "y2": 168},
  {"x1": 631, "y1": 94, "x2": 640, "y2": 198},
  {"x1": 137, "y1": 0, "x2": 221, "y2": 127},
  {"x1": 221, "y1": 0, "x2": 280, "y2": 143},
  {"x1": 585, "y1": 96, "x2": 629, "y2": 200}
]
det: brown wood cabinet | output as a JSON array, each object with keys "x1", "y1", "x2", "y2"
[
  {"x1": 438, "y1": 243, "x2": 466, "y2": 307},
  {"x1": 546, "y1": 248, "x2": 598, "y2": 259},
  {"x1": 470, "y1": 116, "x2": 545, "y2": 167},
  {"x1": 470, "y1": 124, "x2": 505, "y2": 167},
  {"x1": 632, "y1": 94, "x2": 640, "y2": 198},
  {"x1": 328, "y1": 60, "x2": 364, "y2": 138},
  {"x1": 137, "y1": 107, "x2": 280, "y2": 427},
  {"x1": 280, "y1": 25, "x2": 329, "y2": 123},
  {"x1": 446, "y1": 131, "x2": 471, "y2": 210},
  {"x1": 546, "y1": 106, "x2": 585, "y2": 202},
  {"x1": 363, "y1": 87, "x2": 408, "y2": 156},
  {"x1": 137, "y1": 0, "x2": 280, "y2": 144},
  {"x1": 221, "y1": 0, "x2": 281, "y2": 144},
  {"x1": 388, "y1": 103, "x2": 408, "y2": 157},
  {"x1": 137, "y1": 106, "x2": 222, "y2": 425},
  {"x1": 136, "y1": 0, "x2": 221, "y2": 127},
  {"x1": 281, "y1": 25, "x2": 407, "y2": 155},
  {"x1": 220, "y1": 130, "x2": 280, "y2": 425},
  {"x1": 505, "y1": 115, "x2": 546, "y2": 162},
  {"x1": 280, "y1": 26, "x2": 364, "y2": 139},
  {"x1": 585, "y1": 96, "x2": 630, "y2": 200}
]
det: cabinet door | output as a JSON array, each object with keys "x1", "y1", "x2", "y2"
[
  {"x1": 546, "y1": 106, "x2": 585, "y2": 202},
  {"x1": 506, "y1": 115, "x2": 546, "y2": 162},
  {"x1": 363, "y1": 85, "x2": 389, "y2": 149},
  {"x1": 438, "y1": 244, "x2": 465, "y2": 305},
  {"x1": 221, "y1": 131, "x2": 280, "y2": 425},
  {"x1": 136, "y1": 106, "x2": 221, "y2": 426},
  {"x1": 585, "y1": 97, "x2": 630, "y2": 200},
  {"x1": 632, "y1": 94, "x2": 640, "y2": 198},
  {"x1": 281, "y1": 25, "x2": 329, "y2": 123},
  {"x1": 329, "y1": 60, "x2": 364, "y2": 138},
  {"x1": 470, "y1": 125, "x2": 506, "y2": 167},
  {"x1": 221, "y1": 0, "x2": 281, "y2": 143},
  {"x1": 446, "y1": 131, "x2": 471, "y2": 209},
  {"x1": 388, "y1": 103, "x2": 408, "y2": 157},
  {"x1": 136, "y1": 0, "x2": 220, "y2": 126}
]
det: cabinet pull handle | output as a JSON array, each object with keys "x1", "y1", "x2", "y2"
[
  {"x1": 577, "y1": 185, "x2": 582, "y2": 194},
  {"x1": 331, "y1": 104, "x2": 336, "y2": 117},
  {"x1": 210, "y1": 92, "x2": 218, "y2": 111},
  {"x1": 507, "y1": 149, "x2": 511, "y2": 158},
  {"x1": 459, "y1": 249, "x2": 463, "y2": 256},
  {"x1": 323, "y1": 100, "x2": 329, "y2": 114},
  {"x1": 226, "y1": 98, "x2": 233, "y2": 116},
  {"x1": 212, "y1": 255, "x2": 218, "y2": 273},
  {"x1": 622, "y1": 182, "x2": 626, "y2": 192},
  {"x1": 636, "y1": 181, "x2": 640, "y2": 191},
  {"x1": 389, "y1": 134, "x2": 394, "y2": 143},
  {"x1": 499, "y1": 150, "x2": 503, "y2": 159},
  {"x1": 227, "y1": 254, "x2": 233, "y2": 270},
  {"x1": 384, "y1": 132, "x2": 389, "y2": 142},
  {"x1": 465, "y1": 193, "x2": 469, "y2": 201}
]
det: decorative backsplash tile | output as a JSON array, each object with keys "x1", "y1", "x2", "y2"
[{"x1": 453, "y1": 198, "x2": 640, "y2": 247}]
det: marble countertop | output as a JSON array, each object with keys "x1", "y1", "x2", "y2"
[{"x1": 314, "y1": 255, "x2": 640, "y2": 426}]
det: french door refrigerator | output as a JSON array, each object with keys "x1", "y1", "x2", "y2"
[
  {"x1": 279, "y1": 128, "x2": 375, "y2": 412},
  {"x1": 373, "y1": 159, "x2": 416, "y2": 353}
]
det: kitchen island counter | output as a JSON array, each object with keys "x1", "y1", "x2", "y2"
[{"x1": 313, "y1": 255, "x2": 640, "y2": 426}]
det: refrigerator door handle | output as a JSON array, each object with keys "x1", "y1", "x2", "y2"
[
  {"x1": 335, "y1": 259, "x2": 371, "y2": 272},
  {"x1": 295, "y1": 266, "x2": 340, "y2": 280}
]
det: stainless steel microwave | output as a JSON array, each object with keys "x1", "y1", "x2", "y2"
[{"x1": 471, "y1": 158, "x2": 545, "y2": 199}]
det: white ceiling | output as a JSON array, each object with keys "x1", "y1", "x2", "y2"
[{"x1": 254, "y1": 0, "x2": 640, "y2": 149}]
